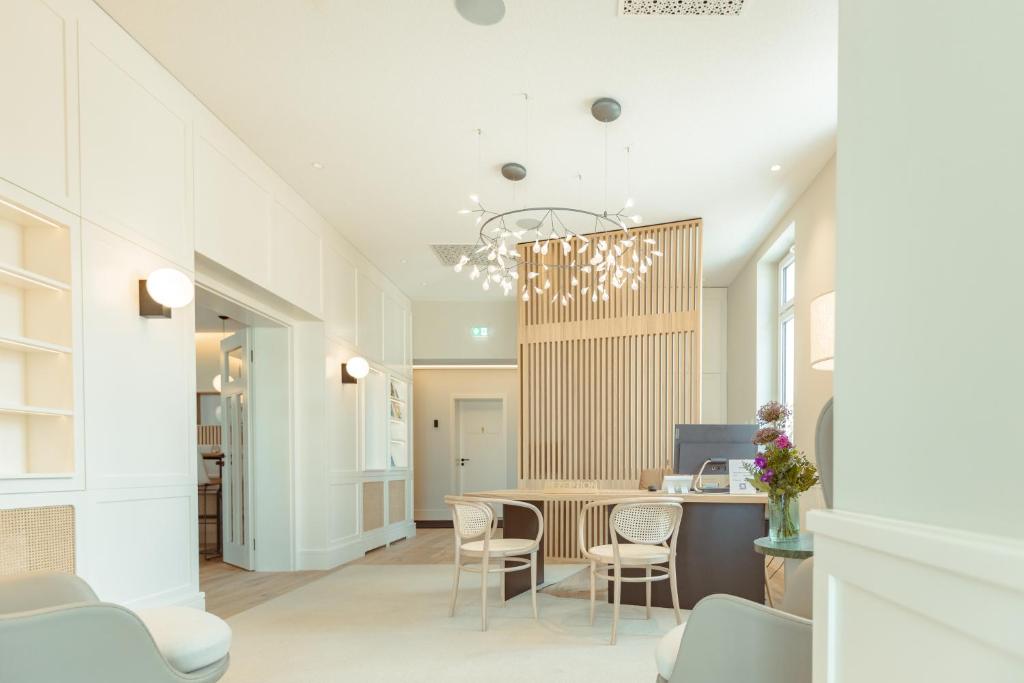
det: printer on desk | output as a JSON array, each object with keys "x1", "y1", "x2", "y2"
[{"x1": 673, "y1": 424, "x2": 758, "y2": 493}]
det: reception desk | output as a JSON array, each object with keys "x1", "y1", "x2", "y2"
[{"x1": 469, "y1": 489, "x2": 768, "y2": 609}]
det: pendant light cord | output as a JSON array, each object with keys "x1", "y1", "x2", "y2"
[{"x1": 603, "y1": 124, "x2": 609, "y2": 214}]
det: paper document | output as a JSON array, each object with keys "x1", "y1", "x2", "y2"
[{"x1": 728, "y1": 459, "x2": 756, "y2": 494}]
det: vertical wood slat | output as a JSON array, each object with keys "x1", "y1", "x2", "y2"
[{"x1": 517, "y1": 219, "x2": 703, "y2": 559}]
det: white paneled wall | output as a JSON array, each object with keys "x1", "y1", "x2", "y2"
[
  {"x1": 324, "y1": 245, "x2": 358, "y2": 345},
  {"x1": 81, "y1": 222, "x2": 194, "y2": 490},
  {"x1": 269, "y1": 202, "x2": 322, "y2": 316},
  {"x1": 0, "y1": 0, "x2": 413, "y2": 608},
  {"x1": 701, "y1": 287, "x2": 727, "y2": 423},
  {"x1": 193, "y1": 135, "x2": 273, "y2": 285},
  {"x1": 78, "y1": 17, "x2": 193, "y2": 268},
  {"x1": 356, "y1": 273, "x2": 384, "y2": 361},
  {"x1": 0, "y1": 0, "x2": 78, "y2": 210}
]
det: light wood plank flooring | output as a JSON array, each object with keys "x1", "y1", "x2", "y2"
[
  {"x1": 201, "y1": 528, "x2": 785, "y2": 617},
  {"x1": 200, "y1": 530, "x2": 453, "y2": 618}
]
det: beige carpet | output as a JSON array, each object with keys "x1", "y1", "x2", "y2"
[{"x1": 223, "y1": 563, "x2": 688, "y2": 682}]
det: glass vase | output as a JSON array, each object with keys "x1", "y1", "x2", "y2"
[{"x1": 768, "y1": 494, "x2": 800, "y2": 543}]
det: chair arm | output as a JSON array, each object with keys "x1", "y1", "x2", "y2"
[
  {"x1": 0, "y1": 572, "x2": 98, "y2": 615},
  {"x1": 0, "y1": 602, "x2": 225, "y2": 683},
  {"x1": 669, "y1": 594, "x2": 811, "y2": 683}
]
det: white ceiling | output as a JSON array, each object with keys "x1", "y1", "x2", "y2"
[{"x1": 96, "y1": 0, "x2": 836, "y2": 300}]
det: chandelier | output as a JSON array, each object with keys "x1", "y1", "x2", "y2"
[{"x1": 453, "y1": 97, "x2": 663, "y2": 306}]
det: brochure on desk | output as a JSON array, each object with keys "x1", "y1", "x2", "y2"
[{"x1": 728, "y1": 459, "x2": 756, "y2": 494}]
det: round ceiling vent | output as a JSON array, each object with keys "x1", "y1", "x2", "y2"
[{"x1": 455, "y1": 0, "x2": 506, "y2": 26}]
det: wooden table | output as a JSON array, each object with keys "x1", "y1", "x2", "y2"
[{"x1": 469, "y1": 489, "x2": 767, "y2": 608}]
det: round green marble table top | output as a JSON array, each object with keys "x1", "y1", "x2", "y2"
[{"x1": 754, "y1": 533, "x2": 814, "y2": 559}]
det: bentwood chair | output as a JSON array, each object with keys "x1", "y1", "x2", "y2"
[
  {"x1": 444, "y1": 495, "x2": 544, "y2": 631},
  {"x1": 579, "y1": 497, "x2": 683, "y2": 644}
]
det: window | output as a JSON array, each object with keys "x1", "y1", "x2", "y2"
[{"x1": 779, "y1": 250, "x2": 796, "y2": 419}]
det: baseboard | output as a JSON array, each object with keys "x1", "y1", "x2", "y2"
[
  {"x1": 413, "y1": 508, "x2": 450, "y2": 521},
  {"x1": 415, "y1": 519, "x2": 502, "y2": 529},
  {"x1": 808, "y1": 509, "x2": 1024, "y2": 679},
  {"x1": 361, "y1": 521, "x2": 415, "y2": 553},
  {"x1": 297, "y1": 537, "x2": 366, "y2": 570}
]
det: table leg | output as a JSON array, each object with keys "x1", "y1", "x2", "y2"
[{"x1": 502, "y1": 501, "x2": 545, "y2": 601}]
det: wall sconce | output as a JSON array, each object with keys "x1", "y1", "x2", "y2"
[
  {"x1": 810, "y1": 290, "x2": 835, "y2": 371},
  {"x1": 342, "y1": 356, "x2": 370, "y2": 384},
  {"x1": 139, "y1": 268, "x2": 195, "y2": 318}
]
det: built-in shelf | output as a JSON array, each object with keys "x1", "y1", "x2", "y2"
[
  {"x1": 0, "y1": 196, "x2": 76, "y2": 482},
  {"x1": 0, "y1": 334, "x2": 72, "y2": 355},
  {"x1": 0, "y1": 404, "x2": 74, "y2": 417},
  {"x1": 0, "y1": 262, "x2": 70, "y2": 292}
]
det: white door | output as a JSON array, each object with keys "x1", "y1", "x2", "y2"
[
  {"x1": 456, "y1": 399, "x2": 507, "y2": 494},
  {"x1": 221, "y1": 329, "x2": 254, "y2": 570}
]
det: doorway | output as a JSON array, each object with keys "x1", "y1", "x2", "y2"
[
  {"x1": 194, "y1": 288, "x2": 290, "y2": 582},
  {"x1": 454, "y1": 398, "x2": 508, "y2": 495}
]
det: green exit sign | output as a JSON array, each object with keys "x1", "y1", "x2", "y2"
[{"x1": 471, "y1": 326, "x2": 489, "y2": 338}]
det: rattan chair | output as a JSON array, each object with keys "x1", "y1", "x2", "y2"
[
  {"x1": 444, "y1": 495, "x2": 544, "y2": 631},
  {"x1": 579, "y1": 497, "x2": 684, "y2": 644}
]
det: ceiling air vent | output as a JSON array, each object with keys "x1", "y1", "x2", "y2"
[
  {"x1": 430, "y1": 244, "x2": 492, "y2": 269},
  {"x1": 618, "y1": 0, "x2": 744, "y2": 16}
]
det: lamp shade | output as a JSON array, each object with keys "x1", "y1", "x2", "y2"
[
  {"x1": 346, "y1": 356, "x2": 370, "y2": 379},
  {"x1": 146, "y1": 268, "x2": 194, "y2": 309},
  {"x1": 212, "y1": 374, "x2": 222, "y2": 392},
  {"x1": 810, "y1": 290, "x2": 835, "y2": 371}
]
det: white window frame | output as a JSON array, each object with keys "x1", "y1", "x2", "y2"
[{"x1": 778, "y1": 250, "x2": 796, "y2": 418}]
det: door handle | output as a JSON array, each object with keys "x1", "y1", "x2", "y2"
[{"x1": 459, "y1": 458, "x2": 470, "y2": 466}]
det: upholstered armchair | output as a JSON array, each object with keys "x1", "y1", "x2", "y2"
[
  {"x1": 654, "y1": 559, "x2": 814, "y2": 682},
  {"x1": 0, "y1": 572, "x2": 230, "y2": 683}
]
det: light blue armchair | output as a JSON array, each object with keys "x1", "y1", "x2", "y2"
[
  {"x1": 655, "y1": 559, "x2": 813, "y2": 682},
  {"x1": 0, "y1": 572, "x2": 231, "y2": 683}
]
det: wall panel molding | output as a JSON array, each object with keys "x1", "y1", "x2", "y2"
[
  {"x1": 518, "y1": 219, "x2": 703, "y2": 559},
  {"x1": 809, "y1": 509, "x2": 1024, "y2": 680}
]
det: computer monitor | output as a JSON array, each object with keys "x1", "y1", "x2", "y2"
[{"x1": 673, "y1": 424, "x2": 758, "y2": 475}]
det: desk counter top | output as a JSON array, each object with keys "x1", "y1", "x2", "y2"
[{"x1": 467, "y1": 488, "x2": 767, "y2": 505}]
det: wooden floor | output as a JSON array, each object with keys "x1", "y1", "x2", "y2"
[
  {"x1": 201, "y1": 528, "x2": 784, "y2": 617},
  {"x1": 200, "y1": 529, "x2": 454, "y2": 618}
]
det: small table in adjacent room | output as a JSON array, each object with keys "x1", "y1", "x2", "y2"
[{"x1": 753, "y1": 533, "x2": 814, "y2": 607}]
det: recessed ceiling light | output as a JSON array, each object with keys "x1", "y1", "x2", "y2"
[
  {"x1": 311, "y1": 162, "x2": 324, "y2": 169},
  {"x1": 400, "y1": 258, "x2": 408, "y2": 264},
  {"x1": 770, "y1": 164, "x2": 782, "y2": 172}
]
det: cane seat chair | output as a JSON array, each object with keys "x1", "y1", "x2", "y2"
[
  {"x1": 444, "y1": 495, "x2": 544, "y2": 631},
  {"x1": 579, "y1": 497, "x2": 684, "y2": 644}
]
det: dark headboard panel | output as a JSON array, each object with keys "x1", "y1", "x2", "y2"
[{"x1": 673, "y1": 424, "x2": 758, "y2": 475}]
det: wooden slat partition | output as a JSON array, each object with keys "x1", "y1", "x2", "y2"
[{"x1": 518, "y1": 219, "x2": 703, "y2": 560}]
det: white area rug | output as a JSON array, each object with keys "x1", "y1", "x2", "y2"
[{"x1": 223, "y1": 563, "x2": 688, "y2": 682}]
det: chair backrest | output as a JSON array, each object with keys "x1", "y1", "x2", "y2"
[
  {"x1": 611, "y1": 501, "x2": 682, "y2": 545},
  {"x1": 671, "y1": 594, "x2": 811, "y2": 683},
  {"x1": 0, "y1": 572, "x2": 97, "y2": 615},
  {"x1": 444, "y1": 496, "x2": 495, "y2": 542},
  {"x1": 815, "y1": 398, "x2": 834, "y2": 509},
  {"x1": 638, "y1": 467, "x2": 670, "y2": 490}
]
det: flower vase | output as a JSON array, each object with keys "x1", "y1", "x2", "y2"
[{"x1": 768, "y1": 494, "x2": 800, "y2": 542}]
